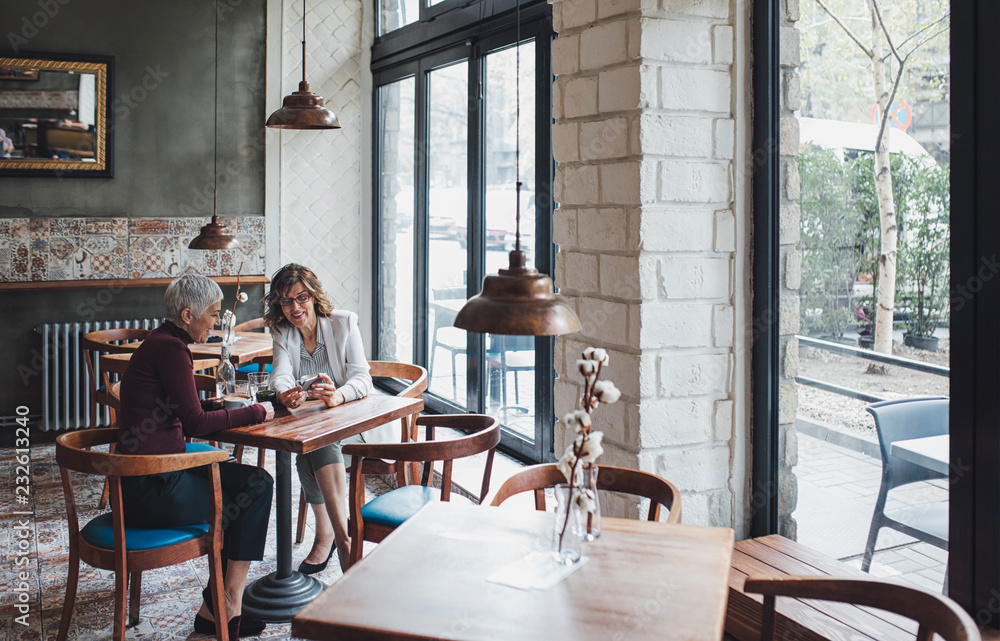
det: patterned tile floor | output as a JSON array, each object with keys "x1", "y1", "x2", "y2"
[
  {"x1": 2, "y1": 429, "x2": 950, "y2": 641},
  {"x1": 1, "y1": 442, "x2": 393, "y2": 641}
]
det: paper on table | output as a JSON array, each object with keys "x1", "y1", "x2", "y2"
[{"x1": 486, "y1": 551, "x2": 588, "y2": 591}]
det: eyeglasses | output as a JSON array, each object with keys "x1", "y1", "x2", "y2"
[{"x1": 278, "y1": 292, "x2": 312, "y2": 307}]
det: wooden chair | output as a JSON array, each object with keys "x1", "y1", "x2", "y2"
[
  {"x1": 99, "y1": 357, "x2": 218, "y2": 509},
  {"x1": 743, "y1": 576, "x2": 980, "y2": 641},
  {"x1": 489, "y1": 463, "x2": 683, "y2": 523},
  {"x1": 55, "y1": 429, "x2": 230, "y2": 641},
  {"x1": 234, "y1": 317, "x2": 267, "y2": 332},
  {"x1": 343, "y1": 413, "x2": 499, "y2": 566},
  {"x1": 294, "y1": 361, "x2": 429, "y2": 544},
  {"x1": 82, "y1": 328, "x2": 150, "y2": 429}
]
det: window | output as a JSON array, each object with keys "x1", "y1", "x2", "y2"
[
  {"x1": 754, "y1": 0, "x2": 1000, "y2": 621},
  {"x1": 372, "y1": 0, "x2": 555, "y2": 462}
]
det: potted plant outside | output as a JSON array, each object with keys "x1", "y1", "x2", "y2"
[{"x1": 897, "y1": 158, "x2": 949, "y2": 351}]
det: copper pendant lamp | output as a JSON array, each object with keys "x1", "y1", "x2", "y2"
[
  {"x1": 265, "y1": 0, "x2": 340, "y2": 129},
  {"x1": 189, "y1": 0, "x2": 239, "y2": 251},
  {"x1": 453, "y1": 0, "x2": 580, "y2": 337}
]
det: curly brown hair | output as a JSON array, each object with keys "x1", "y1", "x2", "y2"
[{"x1": 263, "y1": 263, "x2": 335, "y2": 330}]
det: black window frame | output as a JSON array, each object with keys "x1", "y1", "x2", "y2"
[
  {"x1": 371, "y1": 0, "x2": 556, "y2": 463},
  {"x1": 751, "y1": 0, "x2": 1000, "y2": 621}
]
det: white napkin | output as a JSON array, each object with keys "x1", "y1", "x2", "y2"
[{"x1": 486, "y1": 551, "x2": 588, "y2": 591}]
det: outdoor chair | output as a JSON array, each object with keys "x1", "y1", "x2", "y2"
[
  {"x1": 429, "y1": 286, "x2": 468, "y2": 397},
  {"x1": 293, "y1": 361, "x2": 428, "y2": 544},
  {"x1": 343, "y1": 413, "x2": 499, "y2": 565},
  {"x1": 489, "y1": 463, "x2": 682, "y2": 523},
  {"x1": 486, "y1": 334, "x2": 534, "y2": 419},
  {"x1": 862, "y1": 396, "x2": 949, "y2": 573},
  {"x1": 55, "y1": 428, "x2": 230, "y2": 641},
  {"x1": 743, "y1": 576, "x2": 979, "y2": 641}
]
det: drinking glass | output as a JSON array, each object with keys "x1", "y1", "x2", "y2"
[{"x1": 248, "y1": 371, "x2": 270, "y2": 399}]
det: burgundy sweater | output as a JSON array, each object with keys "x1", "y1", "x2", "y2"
[{"x1": 117, "y1": 321, "x2": 265, "y2": 455}]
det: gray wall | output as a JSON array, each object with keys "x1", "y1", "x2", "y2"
[{"x1": 0, "y1": 0, "x2": 266, "y2": 424}]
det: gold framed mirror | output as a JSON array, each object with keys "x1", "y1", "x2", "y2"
[{"x1": 0, "y1": 52, "x2": 114, "y2": 178}]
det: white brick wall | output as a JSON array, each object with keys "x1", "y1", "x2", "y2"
[{"x1": 551, "y1": 0, "x2": 744, "y2": 530}]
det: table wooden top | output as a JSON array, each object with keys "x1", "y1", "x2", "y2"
[
  {"x1": 209, "y1": 395, "x2": 423, "y2": 454},
  {"x1": 891, "y1": 434, "x2": 949, "y2": 475},
  {"x1": 189, "y1": 330, "x2": 273, "y2": 365},
  {"x1": 292, "y1": 501, "x2": 735, "y2": 641},
  {"x1": 122, "y1": 329, "x2": 273, "y2": 365}
]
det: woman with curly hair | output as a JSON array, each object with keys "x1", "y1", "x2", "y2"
[{"x1": 264, "y1": 263, "x2": 394, "y2": 573}]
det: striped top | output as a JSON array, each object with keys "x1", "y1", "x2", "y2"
[{"x1": 298, "y1": 340, "x2": 363, "y2": 402}]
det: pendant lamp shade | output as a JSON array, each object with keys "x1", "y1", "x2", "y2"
[
  {"x1": 266, "y1": 80, "x2": 340, "y2": 129},
  {"x1": 453, "y1": 250, "x2": 581, "y2": 336},
  {"x1": 190, "y1": 193, "x2": 240, "y2": 250},
  {"x1": 189, "y1": 2, "x2": 239, "y2": 251},
  {"x1": 453, "y1": 0, "x2": 580, "y2": 338},
  {"x1": 265, "y1": 0, "x2": 340, "y2": 130}
]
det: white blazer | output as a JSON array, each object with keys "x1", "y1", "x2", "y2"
[{"x1": 270, "y1": 311, "x2": 393, "y2": 444}]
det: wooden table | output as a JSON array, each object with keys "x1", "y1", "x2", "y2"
[
  {"x1": 292, "y1": 501, "x2": 735, "y2": 641},
  {"x1": 122, "y1": 329, "x2": 273, "y2": 366},
  {"x1": 891, "y1": 434, "x2": 949, "y2": 475},
  {"x1": 189, "y1": 330, "x2": 273, "y2": 366},
  {"x1": 210, "y1": 394, "x2": 423, "y2": 621}
]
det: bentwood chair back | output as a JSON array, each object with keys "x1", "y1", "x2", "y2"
[
  {"x1": 743, "y1": 576, "x2": 979, "y2": 641},
  {"x1": 55, "y1": 429, "x2": 230, "y2": 641},
  {"x1": 343, "y1": 414, "x2": 499, "y2": 566},
  {"x1": 489, "y1": 463, "x2": 683, "y2": 523},
  {"x1": 294, "y1": 361, "x2": 429, "y2": 544},
  {"x1": 234, "y1": 317, "x2": 267, "y2": 332},
  {"x1": 82, "y1": 328, "x2": 150, "y2": 429},
  {"x1": 106, "y1": 371, "x2": 222, "y2": 510}
]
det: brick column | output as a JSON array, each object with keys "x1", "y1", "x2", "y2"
[
  {"x1": 778, "y1": 0, "x2": 802, "y2": 538},
  {"x1": 551, "y1": 0, "x2": 744, "y2": 527}
]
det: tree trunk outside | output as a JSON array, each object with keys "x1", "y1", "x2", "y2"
[{"x1": 868, "y1": 0, "x2": 898, "y2": 355}]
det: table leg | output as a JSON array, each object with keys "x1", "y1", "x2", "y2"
[{"x1": 242, "y1": 450, "x2": 325, "y2": 622}]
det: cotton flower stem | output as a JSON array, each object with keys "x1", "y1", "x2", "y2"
[
  {"x1": 558, "y1": 447, "x2": 585, "y2": 552},
  {"x1": 231, "y1": 260, "x2": 245, "y2": 320}
]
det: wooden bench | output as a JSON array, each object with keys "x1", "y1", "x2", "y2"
[{"x1": 727, "y1": 535, "x2": 923, "y2": 641}]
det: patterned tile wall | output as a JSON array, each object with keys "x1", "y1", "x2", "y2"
[{"x1": 0, "y1": 216, "x2": 265, "y2": 282}]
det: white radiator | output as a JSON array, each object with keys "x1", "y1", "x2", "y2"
[{"x1": 36, "y1": 318, "x2": 163, "y2": 431}]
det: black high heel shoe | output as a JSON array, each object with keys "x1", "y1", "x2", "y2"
[
  {"x1": 297, "y1": 545, "x2": 336, "y2": 575},
  {"x1": 195, "y1": 586, "x2": 266, "y2": 637}
]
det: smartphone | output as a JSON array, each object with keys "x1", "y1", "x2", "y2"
[{"x1": 299, "y1": 375, "x2": 322, "y2": 391}]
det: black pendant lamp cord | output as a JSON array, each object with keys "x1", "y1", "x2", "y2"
[
  {"x1": 301, "y1": 0, "x2": 307, "y2": 84},
  {"x1": 213, "y1": 0, "x2": 219, "y2": 217},
  {"x1": 514, "y1": 0, "x2": 522, "y2": 253}
]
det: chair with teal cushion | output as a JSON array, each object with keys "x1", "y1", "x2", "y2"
[
  {"x1": 56, "y1": 429, "x2": 231, "y2": 641},
  {"x1": 344, "y1": 413, "x2": 500, "y2": 566},
  {"x1": 237, "y1": 361, "x2": 273, "y2": 375}
]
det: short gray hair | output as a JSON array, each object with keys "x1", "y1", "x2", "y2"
[{"x1": 165, "y1": 274, "x2": 223, "y2": 323}]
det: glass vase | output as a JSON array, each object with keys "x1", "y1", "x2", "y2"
[
  {"x1": 551, "y1": 483, "x2": 584, "y2": 565},
  {"x1": 582, "y1": 463, "x2": 601, "y2": 541}
]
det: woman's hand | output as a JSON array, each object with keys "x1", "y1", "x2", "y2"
[
  {"x1": 258, "y1": 401, "x2": 275, "y2": 421},
  {"x1": 312, "y1": 373, "x2": 346, "y2": 408},
  {"x1": 278, "y1": 386, "x2": 307, "y2": 409}
]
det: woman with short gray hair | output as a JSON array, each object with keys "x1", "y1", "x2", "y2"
[
  {"x1": 117, "y1": 273, "x2": 276, "y2": 639},
  {"x1": 164, "y1": 273, "x2": 224, "y2": 323}
]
